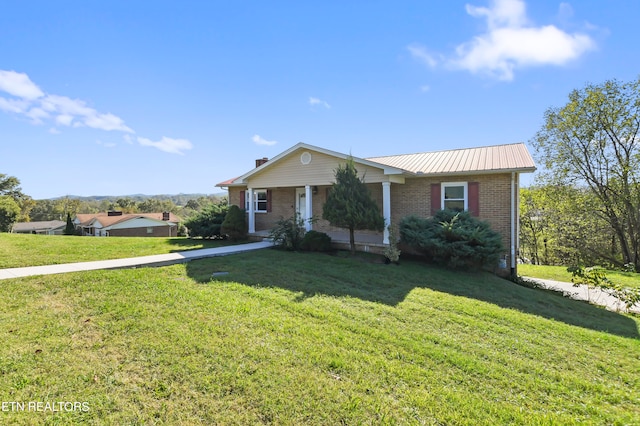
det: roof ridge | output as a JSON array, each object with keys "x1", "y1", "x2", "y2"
[{"x1": 365, "y1": 142, "x2": 526, "y2": 159}]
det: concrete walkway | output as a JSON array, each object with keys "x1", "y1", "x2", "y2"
[
  {"x1": 524, "y1": 276, "x2": 640, "y2": 314},
  {"x1": 0, "y1": 241, "x2": 274, "y2": 280}
]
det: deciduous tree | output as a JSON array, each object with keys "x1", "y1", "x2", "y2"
[{"x1": 532, "y1": 77, "x2": 640, "y2": 269}]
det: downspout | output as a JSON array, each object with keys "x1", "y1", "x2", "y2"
[{"x1": 510, "y1": 172, "x2": 516, "y2": 276}]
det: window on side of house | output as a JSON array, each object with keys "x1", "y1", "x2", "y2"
[
  {"x1": 442, "y1": 182, "x2": 468, "y2": 212},
  {"x1": 245, "y1": 189, "x2": 268, "y2": 213}
]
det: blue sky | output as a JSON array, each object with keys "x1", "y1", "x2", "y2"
[{"x1": 1, "y1": 0, "x2": 638, "y2": 199}]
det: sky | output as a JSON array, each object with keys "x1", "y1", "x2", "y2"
[{"x1": 1, "y1": 0, "x2": 639, "y2": 199}]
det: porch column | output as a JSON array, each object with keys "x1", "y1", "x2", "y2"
[
  {"x1": 247, "y1": 188, "x2": 255, "y2": 234},
  {"x1": 382, "y1": 181, "x2": 391, "y2": 244},
  {"x1": 305, "y1": 185, "x2": 313, "y2": 232}
]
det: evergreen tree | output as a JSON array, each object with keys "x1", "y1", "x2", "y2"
[
  {"x1": 221, "y1": 205, "x2": 247, "y2": 241},
  {"x1": 64, "y1": 213, "x2": 76, "y2": 235},
  {"x1": 322, "y1": 157, "x2": 384, "y2": 253}
]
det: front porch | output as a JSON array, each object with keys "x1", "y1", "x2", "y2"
[{"x1": 248, "y1": 229, "x2": 387, "y2": 254}]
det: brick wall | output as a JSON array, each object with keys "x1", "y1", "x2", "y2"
[
  {"x1": 108, "y1": 225, "x2": 177, "y2": 237},
  {"x1": 228, "y1": 174, "x2": 516, "y2": 267}
]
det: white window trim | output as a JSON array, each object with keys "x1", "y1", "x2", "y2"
[
  {"x1": 246, "y1": 189, "x2": 268, "y2": 213},
  {"x1": 441, "y1": 182, "x2": 468, "y2": 211}
]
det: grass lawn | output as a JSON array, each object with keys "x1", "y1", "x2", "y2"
[
  {"x1": 1, "y1": 249, "x2": 639, "y2": 425},
  {"x1": 0, "y1": 233, "x2": 232, "y2": 269},
  {"x1": 519, "y1": 263, "x2": 640, "y2": 289}
]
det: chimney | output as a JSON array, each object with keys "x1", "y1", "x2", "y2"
[
  {"x1": 162, "y1": 212, "x2": 170, "y2": 221},
  {"x1": 255, "y1": 157, "x2": 268, "y2": 168},
  {"x1": 107, "y1": 211, "x2": 123, "y2": 216}
]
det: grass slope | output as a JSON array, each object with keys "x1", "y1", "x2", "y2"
[
  {"x1": 1, "y1": 250, "x2": 639, "y2": 425},
  {"x1": 0, "y1": 234, "x2": 229, "y2": 268}
]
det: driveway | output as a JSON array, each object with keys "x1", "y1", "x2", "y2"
[
  {"x1": 524, "y1": 276, "x2": 640, "y2": 314},
  {"x1": 0, "y1": 241, "x2": 274, "y2": 280}
]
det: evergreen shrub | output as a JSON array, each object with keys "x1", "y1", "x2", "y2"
[
  {"x1": 399, "y1": 210, "x2": 504, "y2": 271},
  {"x1": 301, "y1": 230, "x2": 332, "y2": 252}
]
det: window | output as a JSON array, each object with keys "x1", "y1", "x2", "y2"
[
  {"x1": 147, "y1": 227, "x2": 154, "y2": 234},
  {"x1": 245, "y1": 189, "x2": 268, "y2": 212},
  {"x1": 442, "y1": 182, "x2": 467, "y2": 212}
]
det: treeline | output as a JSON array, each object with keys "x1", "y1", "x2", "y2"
[
  {"x1": 520, "y1": 185, "x2": 635, "y2": 270},
  {"x1": 29, "y1": 194, "x2": 227, "y2": 222}
]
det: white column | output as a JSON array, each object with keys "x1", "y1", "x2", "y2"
[
  {"x1": 305, "y1": 185, "x2": 313, "y2": 232},
  {"x1": 382, "y1": 181, "x2": 391, "y2": 244},
  {"x1": 247, "y1": 188, "x2": 255, "y2": 234}
]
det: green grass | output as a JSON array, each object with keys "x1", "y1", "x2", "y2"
[
  {"x1": 1, "y1": 249, "x2": 639, "y2": 424},
  {"x1": 0, "y1": 233, "x2": 232, "y2": 268},
  {"x1": 519, "y1": 263, "x2": 640, "y2": 289}
]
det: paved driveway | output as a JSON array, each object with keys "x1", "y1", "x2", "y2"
[{"x1": 525, "y1": 277, "x2": 640, "y2": 314}]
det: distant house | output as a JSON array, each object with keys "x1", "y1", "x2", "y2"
[
  {"x1": 217, "y1": 142, "x2": 536, "y2": 275},
  {"x1": 74, "y1": 212, "x2": 181, "y2": 237},
  {"x1": 11, "y1": 220, "x2": 67, "y2": 235}
]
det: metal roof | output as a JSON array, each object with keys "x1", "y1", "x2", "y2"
[{"x1": 366, "y1": 143, "x2": 536, "y2": 175}]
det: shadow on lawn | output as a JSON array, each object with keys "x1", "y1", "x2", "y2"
[
  {"x1": 185, "y1": 250, "x2": 639, "y2": 339},
  {"x1": 165, "y1": 237, "x2": 236, "y2": 252}
]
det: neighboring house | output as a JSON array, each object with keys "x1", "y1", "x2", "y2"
[
  {"x1": 11, "y1": 220, "x2": 66, "y2": 235},
  {"x1": 74, "y1": 212, "x2": 181, "y2": 237},
  {"x1": 217, "y1": 142, "x2": 536, "y2": 274}
]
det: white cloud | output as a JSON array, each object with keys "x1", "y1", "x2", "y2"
[
  {"x1": 0, "y1": 69, "x2": 133, "y2": 132},
  {"x1": 138, "y1": 136, "x2": 193, "y2": 155},
  {"x1": 309, "y1": 97, "x2": 331, "y2": 109},
  {"x1": 0, "y1": 70, "x2": 44, "y2": 100},
  {"x1": 0, "y1": 69, "x2": 193, "y2": 154},
  {"x1": 420, "y1": 85, "x2": 431, "y2": 93},
  {"x1": 96, "y1": 140, "x2": 116, "y2": 148},
  {"x1": 409, "y1": 0, "x2": 596, "y2": 81},
  {"x1": 252, "y1": 134, "x2": 278, "y2": 146}
]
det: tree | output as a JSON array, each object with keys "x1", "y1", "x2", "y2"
[
  {"x1": 0, "y1": 196, "x2": 21, "y2": 232},
  {"x1": 0, "y1": 173, "x2": 32, "y2": 222},
  {"x1": 322, "y1": 157, "x2": 385, "y2": 253},
  {"x1": 184, "y1": 202, "x2": 228, "y2": 238},
  {"x1": 63, "y1": 213, "x2": 76, "y2": 235},
  {"x1": 532, "y1": 77, "x2": 640, "y2": 270},
  {"x1": 220, "y1": 205, "x2": 247, "y2": 241}
]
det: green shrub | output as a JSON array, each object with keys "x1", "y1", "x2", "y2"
[
  {"x1": 220, "y1": 205, "x2": 247, "y2": 241},
  {"x1": 399, "y1": 210, "x2": 504, "y2": 271},
  {"x1": 269, "y1": 214, "x2": 305, "y2": 250},
  {"x1": 185, "y1": 203, "x2": 228, "y2": 238},
  {"x1": 301, "y1": 230, "x2": 332, "y2": 252}
]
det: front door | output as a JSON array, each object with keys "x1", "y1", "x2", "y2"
[{"x1": 295, "y1": 188, "x2": 306, "y2": 222}]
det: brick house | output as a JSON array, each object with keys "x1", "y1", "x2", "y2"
[
  {"x1": 74, "y1": 212, "x2": 181, "y2": 237},
  {"x1": 217, "y1": 142, "x2": 535, "y2": 274}
]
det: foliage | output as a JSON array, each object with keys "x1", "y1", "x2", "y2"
[
  {"x1": 322, "y1": 157, "x2": 385, "y2": 253},
  {"x1": 220, "y1": 204, "x2": 247, "y2": 241},
  {"x1": 531, "y1": 77, "x2": 640, "y2": 270},
  {"x1": 383, "y1": 225, "x2": 401, "y2": 264},
  {"x1": 569, "y1": 266, "x2": 640, "y2": 310},
  {"x1": 0, "y1": 196, "x2": 21, "y2": 232},
  {"x1": 63, "y1": 213, "x2": 76, "y2": 235},
  {"x1": 0, "y1": 172, "x2": 32, "y2": 222},
  {"x1": 184, "y1": 202, "x2": 228, "y2": 238},
  {"x1": 300, "y1": 230, "x2": 332, "y2": 252},
  {"x1": 269, "y1": 214, "x2": 306, "y2": 250},
  {"x1": 519, "y1": 185, "x2": 616, "y2": 266},
  {"x1": 400, "y1": 210, "x2": 504, "y2": 270}
]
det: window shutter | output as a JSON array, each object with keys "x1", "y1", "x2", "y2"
[
  {"x1": 468, "y1": 182, "x2": 480, "y2": 217},
  {"x1": 430, "y1": 183, "x2": 441, "y2": 216},
  {"x1": 239, "y1": 190, "x2": 246, "y2": 210},
  {"x1": 266, "y1": 189, "x2": 272, "y2": 212}
]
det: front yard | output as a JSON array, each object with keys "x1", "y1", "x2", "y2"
[{"x1": 1, "y1": 249, "x2": 638, "y2": 424}]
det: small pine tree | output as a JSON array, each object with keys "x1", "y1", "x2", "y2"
[
  {"x1": 221, "y1": 205, "x2": 247, "y2": 241},
  {"x1": 322, "y1": 157, "x2": 385, "y2": 253},
  {"x1": 63, "y1": 213, "x2": 76, "y2": 235}
]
